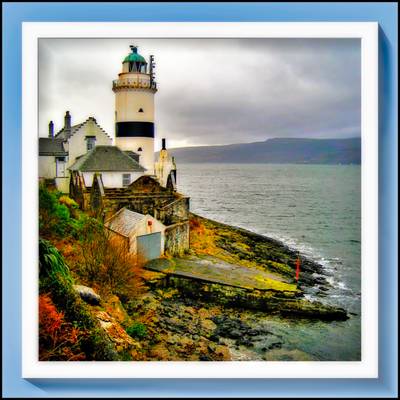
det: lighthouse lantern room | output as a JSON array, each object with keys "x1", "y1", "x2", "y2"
[{"x1": 113, "y1": 45, "x2": 157, "y2": 173}]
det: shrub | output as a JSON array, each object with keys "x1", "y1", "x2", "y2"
[
  {"x1": 39, "y1": 293, "x2": 86, "y2": 361},
  {"x1": 39, "y1": 185, "x2": 71, "y2": 237},
  {"x1": 59, "y1": 195, "x2": 79, "y2": 209},
  {"x1": 39, "y1": 240, "x2": 120, "y2": 360},
  {"x1": 126, "y1": 322, "x2": 147, "y2": 339},
  {"x1": 75, "y1": 223, "x2": 145, "y2": 300}
]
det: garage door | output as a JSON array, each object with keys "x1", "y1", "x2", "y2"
[{"x1": 136, "y1": 232, "x2": 161, "y2": 263}]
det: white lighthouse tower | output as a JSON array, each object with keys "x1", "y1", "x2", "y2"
[{"x1": 112, "y1": 45, "x2": 157, "y2": 173}]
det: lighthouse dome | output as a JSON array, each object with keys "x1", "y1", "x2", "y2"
[{"x1": 123, "y1": 46, "x2": 147, "y2": 64}]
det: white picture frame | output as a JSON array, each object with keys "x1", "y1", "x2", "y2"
[{"x1": 22, "y1": 22, "x2": 378, "y2": 379}]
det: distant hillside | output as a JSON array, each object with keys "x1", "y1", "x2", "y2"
[{"x1": 166, "y1": 138, "x2": 361, "y2": 164}]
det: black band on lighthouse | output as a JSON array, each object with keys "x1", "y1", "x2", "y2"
[{"x1": 116, "y1": 122, "x2": 154, "y2": 138}]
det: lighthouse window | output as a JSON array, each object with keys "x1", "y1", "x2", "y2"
[
  {"x1": 122, "y1": 174, "x2": 131, "y2": 187},
  {"x1": 138, "y1": 108, "x2": 144, "y2": 113}
]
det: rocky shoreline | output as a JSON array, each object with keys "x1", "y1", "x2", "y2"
[
  {"x1": 41, "y1": 211, "x2": 350, "y2": 361},
  {"x1": 189, "y1": 213, "x2": 333, "y2": 296},
  {"x1": 125, "y1": 213, "x2": 350, "y2": 360}
]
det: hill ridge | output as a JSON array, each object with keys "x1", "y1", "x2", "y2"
[{"x1": 164, "y1": 137, "x2": 361, "y2": 164}]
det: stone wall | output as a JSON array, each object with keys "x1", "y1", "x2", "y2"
[
  {"x1": 164, "y1": 221, "x2": 190, "y2": 256},
  {"x1": 90, "y1": 174, "x2": 105, "y2": 217},
  {"x1": 158, "y1": 196, "x2": 190, "y2": 225}
]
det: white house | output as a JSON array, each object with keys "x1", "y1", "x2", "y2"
[
  {"x1": 104, "y1": 207, "x2": 166, "y2": 262},
  {"x1": 39, "y1": 111, "x2": 113, "y2": 192}
]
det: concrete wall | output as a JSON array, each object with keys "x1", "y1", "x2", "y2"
[
  {"x1": 159, "y1": 197, "x2": 190, "y2": 225},
  {"x1": 39, "y1": 156, "x2": 56, "y2": 178},
  {"x1": 82, "y1": 171, "x2": 143, "y2": 188},
  {"x1": 164, "y1": 221, "x2": 190, "y2": 256}
]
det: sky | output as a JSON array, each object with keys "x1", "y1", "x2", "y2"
[{"x1": 39, "y1": 38, "x2": 361, "y2": 150}]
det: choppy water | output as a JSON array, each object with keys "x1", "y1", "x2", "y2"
[{"x1": 177, "y1": 163, "x2": 361, "y2": 361}]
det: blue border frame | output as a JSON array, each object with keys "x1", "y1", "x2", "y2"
[{"x1": 3, "y1": 2, "x2": 398, "y2": 398}]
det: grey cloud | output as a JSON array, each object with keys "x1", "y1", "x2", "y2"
[{"x1": 39, "y1": 38, "x2": 360, "y2": 147}]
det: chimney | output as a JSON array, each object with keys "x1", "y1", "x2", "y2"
[
  {"x1": 64, "y1": 111, "x2": 71, "y2": 133},
  {"x1": 161, "y1": 138, "x2": 166, "y2": 150},
  {"x1": 48, "y1": 121, "x2": 54, "y2": 138}
]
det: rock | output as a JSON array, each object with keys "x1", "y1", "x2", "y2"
[
  {"x1": 200, "y1": 319, "x2": 217, "y2": 332},
  {"x1": 185, "y1": 306, "x2": 197, "y2": 315},
  {"x1": 103, "y1": 295, "x2": 130, "y2": 323},
  {"x1": 94, "y1": 311, "x2": 140, "y2": 352},
  {"x1": 198, "y1": 307, "x2": 212, "y2": 319},
  {"x1": 213, "y1": 345, "x2": 231, "y2": 360},
  {"x1": 207, "y1": 342, "x2": 217, "y2": 352},
  {"x1": 267, "y1": 342, "x2": 282, "y2": 350},
  {"x1": 208, "y1": 333, "x2": 220, "y2": 343},
  {"x1": 73, "y1": 285, "x2": 101, "y2": 305},
  {"x1": 150, "y1": 343, "x2": 171, "y2": 360},
  {"x1": 235, "y1": 338, "x2": 253, "y2": 347}
]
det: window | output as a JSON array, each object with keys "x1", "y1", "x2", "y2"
[
  {"x1": 138, "y1": 108, "x2": 144, "y2": 113},
  {"x1": 137, "y1": 147, "x2": 142, "y2": 152},
  {"x1": 56, "y1": 157, "x2": 66, "y2": 177},
  {"x1": 122, "y1": 173, "x2": 131, "y2": 187},
  {"x1": 86, "y1": 136, "x2": 96, "y2": 151}
]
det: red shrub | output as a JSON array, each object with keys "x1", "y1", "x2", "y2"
[{"x1": 39, "y1": 293, "x2": 86, "y2": 361}]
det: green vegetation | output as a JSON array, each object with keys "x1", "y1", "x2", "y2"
[
  {"x1": 39, "y1": 185, "x2": 71, "y2": 236},
  {"x1": 126, "y1": 322, "x2": 147, "y2": 339},
  {"x1": 39, "y1": 238, "x2": 118, "y2": 360},
  {"x1": 38, "y1": 185, "x2": 146, "y2": 361}
]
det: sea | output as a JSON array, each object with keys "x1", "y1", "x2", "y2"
[{"x1": 177, "y1": 163, "x2": 361, "y2": 361}]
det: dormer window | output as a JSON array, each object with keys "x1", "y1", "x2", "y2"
[
  {"x1": 86, "y1": 136, "x2": 96, "y2": 151},
  {"x1": 138, "y1": 108, "x2": 144, "y2": 113}
]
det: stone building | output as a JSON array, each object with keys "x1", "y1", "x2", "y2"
[{"x1": 70, "y1": 172, "x2": 190, "y2": 256}]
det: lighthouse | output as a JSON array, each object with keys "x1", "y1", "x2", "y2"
[{"x1": 112, "y1": 45, "x2": 157, "y2": 173}]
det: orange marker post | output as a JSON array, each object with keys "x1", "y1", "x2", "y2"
[{"x1": 295, "y1": 256, "x2": 301, "y2": 282}]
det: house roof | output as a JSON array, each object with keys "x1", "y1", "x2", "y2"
[
  {"x1": 39, "y1": 138, "x2": 67, "y2": 156},
  {"x1": 55, "y1": 122, "x2": 85, "y2": 140},
  {"x1": 68, "y1": 145, "x2": 145, "y2": 172},
  {"x1": 124, "y1": 150, "x2": 140, "y2": 162},
  {"x1": 55, "y1": 117, "x2": 112, "y2": 141},
  {"x1": 104, "y1": 207, "x2": 146, "y2": 237}
]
